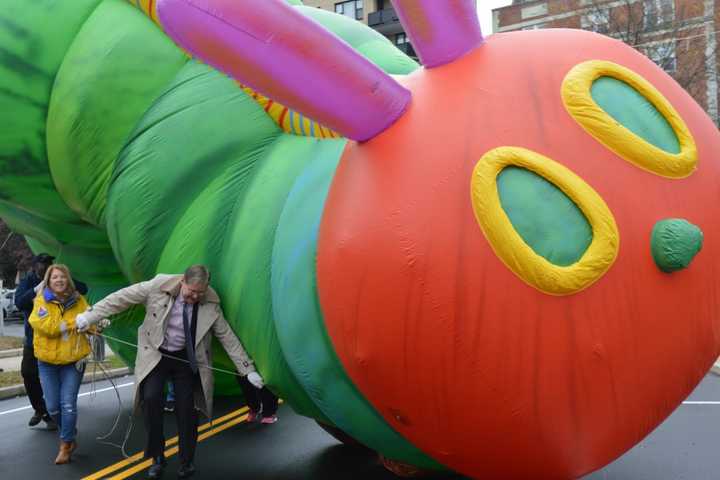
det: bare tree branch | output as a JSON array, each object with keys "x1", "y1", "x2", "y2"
[{"x1": 581, "y1": 0, "x2": 717, "y2": 123}]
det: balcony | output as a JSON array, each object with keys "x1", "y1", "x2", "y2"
[
  {"x1": 368, "y1": 7, "x2": 403, "y2": 35},
  {"x1": 395, "y1": 42, "x2": 416, "y2": 59}
]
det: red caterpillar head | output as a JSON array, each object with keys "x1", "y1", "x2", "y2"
[{"x1": 159, "y1": 0, "x2": 720, "y2": 478}]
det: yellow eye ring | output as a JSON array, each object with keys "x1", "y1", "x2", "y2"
[
  {"x1": 471, "y1": 147, "x2": 619, "y2": 295},
  {"x1": 562, "y1": 60, "x2": 697, "y2": 178}
]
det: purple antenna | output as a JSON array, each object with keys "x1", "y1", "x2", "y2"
[
  {"x1": 391, "y1": 0, "x2": 484, "y2": 68},
  {"x1": 157, "y1": 0, "x2": 411, "y2": 142}
]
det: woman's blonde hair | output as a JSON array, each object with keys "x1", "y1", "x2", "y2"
[{"x1": 42, "y1": 264, "x2": 77, "y2": 297}]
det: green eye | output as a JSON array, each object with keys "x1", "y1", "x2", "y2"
[
  {"x1": 591, "y1": 76, "x2": 680, "y2": 154},
  {"x1": 471, "y1": 147, "x2": 619, "y2": 296},
  {"x1": 497, "y1": 166, "x2": 592, "y2": 267},
  {"x1": 562, "y1": 60, "x2": 697, "y2": 178}
]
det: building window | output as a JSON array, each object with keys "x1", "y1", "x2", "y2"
[
  {"x1": 335, "y1": 0, "x2": 364, "y2": 21},
  {"x1": 644, "y1": 0, "x2": 675, "y2": 29},
  {"x1": 521, "y1": 2, "x2": 548, "y2": 20},
  {"x1": 522, "y1": 22, "x2": 547, "y2": 31},
  {"x1": 395, "y1": 33, "x2": 407, "y2": 45}
]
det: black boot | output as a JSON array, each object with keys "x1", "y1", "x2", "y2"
[
  {"x1": 147, "y1": 456, "x2": 166, "y2": 479},
  {"x1": 28, "y1": 411, "x2": 42, "y2": 427},
  {"x1": 177, "y1": 462, "x2": 196, "y2": 478}
]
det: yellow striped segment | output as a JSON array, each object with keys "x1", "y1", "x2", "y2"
[
  {"x1": 127, "y1": 0, "x2": 160, "y2": 26},
  {"x1": 239, "y1": 85, "x2": 340, "y2": 138}
]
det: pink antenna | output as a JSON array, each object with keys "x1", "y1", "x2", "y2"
[
  {"x1": 157, "y1": 0, "x2": 411, "y2": 142},
  {"x1": 391, "y1": 0, "x2": 484, "y2": 68}
]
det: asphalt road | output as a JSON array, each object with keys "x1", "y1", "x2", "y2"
[
  {"x1": 583, "y1": 373, "x2": 720, "y2": 480},
  {"x1": 0, "y1": 373, "x2": 718, "y2": 479}
]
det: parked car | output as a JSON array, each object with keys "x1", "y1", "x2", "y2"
[{"x1": 0, "y1": 288, "x2": 22, "y2": 322}]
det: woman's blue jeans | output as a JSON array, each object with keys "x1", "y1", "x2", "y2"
[{"x1": 37, "y1": 361, "x2": 84, "y2": 442}]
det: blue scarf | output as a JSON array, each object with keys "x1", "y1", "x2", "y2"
[{"x1": 43, "y1": 287, "x2": 78, "y2": 310}]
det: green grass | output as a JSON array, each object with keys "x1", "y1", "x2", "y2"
[
  {"x1": 93, "y1": 354, "x2": 127, "y2": 370},
  {"x1": 83, "y1": 354, "x2": 128, "y2": 374},
  {"x1": 0, "y1": 336, "x2": 23, "y2": 351},
  {"x1": 0, "y1": 370, "x2": 23, "y2": 388}
]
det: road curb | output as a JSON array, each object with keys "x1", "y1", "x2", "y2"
[
  {"x1": 0, "y1": 366, "x2": 132, "y2": 401},
  {"x1": 0, "y1": 348, "x2": 22, "y2": 359}
]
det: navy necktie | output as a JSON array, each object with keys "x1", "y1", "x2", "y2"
[{"x1": 182, "y1": 303, "x2": 198, "y2": 374}]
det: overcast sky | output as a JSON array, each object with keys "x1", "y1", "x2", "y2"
[{"x1": 478, "y1": 0, "x2": 512, "y2": 34}]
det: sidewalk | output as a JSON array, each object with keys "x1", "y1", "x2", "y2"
[{"x1": 0, "y1": 320, "x2": 24, "y2": 341}]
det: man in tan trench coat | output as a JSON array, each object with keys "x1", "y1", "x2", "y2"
[{"x1": 76, "y1": 265, "x2": 263, "y2": 479}]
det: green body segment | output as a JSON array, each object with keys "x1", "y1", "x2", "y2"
[
  {"x1": 125, "y1": 64, "x2": 329, "y2": 418},
  {"x1": 211, "y1": 135, "x2": 337, "y2": 421},
  {"x1": 0, "y1": 0, "x2": 440, "y2": 468},
  {"x1": 591, "y1": 76, "x2": 680, "y2": 154},
  {"x1": 498, "y1": 166, "x2": 593, "y2": 266},
  {"x1": 47, "y1": 0, "x2": 187, "y2": 226},
  {"x1": 106, "y1": 59, "x2": 281, "y2": 283},
  {"x1": 0, "y1": 0, "x2": 101, "y2": 195},
  {"x1": 271, "y1": 154, "x2": 445, "y2": 469},
  {"x1": 0, "y1": 0, "x2": 126, "y2": 287}
]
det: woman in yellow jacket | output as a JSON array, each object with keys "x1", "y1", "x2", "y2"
[{"x1": 29, "y1": 264, "x2": 91, "y2": 465}]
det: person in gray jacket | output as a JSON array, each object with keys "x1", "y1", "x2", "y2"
[{"x1": 76, "y1": 265, "x2": 263, "y2": 479}]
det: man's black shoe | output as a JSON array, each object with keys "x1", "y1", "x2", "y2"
[
  {"x1": 148, "y1": 456, "x2": 166, "y2": 479},
  {"x1": 42, "y1": 414, "x2": 58, "y2": 431},
  {"x1": 177, "y1": 462, "x2": 196, "y2": 478},
  {"x1": 28, "y1": 412, "x2": 42, "y2": 427}
]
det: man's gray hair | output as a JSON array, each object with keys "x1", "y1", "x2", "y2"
[{"x1": 183, "y1": 264, "x2": 210, "y2": 285}]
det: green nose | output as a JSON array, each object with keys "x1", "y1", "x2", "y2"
[{"x1": 651, "y1": 219, "x2": 703, "y2": 273}]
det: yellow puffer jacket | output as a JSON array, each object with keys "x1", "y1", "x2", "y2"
[{"x1": 29, "y1": 289, "x2": 91, "y2": 365}]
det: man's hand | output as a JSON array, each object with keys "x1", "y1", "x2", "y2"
[
  {"x1": 247, "y1": 372, "x2": 264, "y2": 389},
  {"x1": 75, "y1": 312, "x2": 91, "y2": 333},
  {"x1": 33, "y1": 281, "x2": 45, "y2": 294}
]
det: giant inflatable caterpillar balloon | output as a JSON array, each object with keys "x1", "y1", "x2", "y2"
[{"x1": 1, "y1": 0, "x2": 719, "y2": 478}]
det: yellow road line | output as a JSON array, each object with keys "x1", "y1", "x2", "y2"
[
  {"x1": 81, "y1": 406, "x2": 248, "y2": 480},
  {"x1": 108, "y1": 413, "x2": 250, "y2": 479}
]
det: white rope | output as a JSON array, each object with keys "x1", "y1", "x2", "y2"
[
  {"x1": 89, "y1": 359, "x2": 135, "y2": 458},
  {"x1": 96, "y1": 331, "x2": 246, "y2": 378},
  {"x1": 81, "y1": 333, "x2": 135, "y2": 458}
]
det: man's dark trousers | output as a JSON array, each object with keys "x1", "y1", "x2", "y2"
[
  {"x1": 21, "y1": 345, "x2": 47, "y2": 416},
  {"x1": 142, "y1": 350, "x2": 198, "y2": 464}
]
